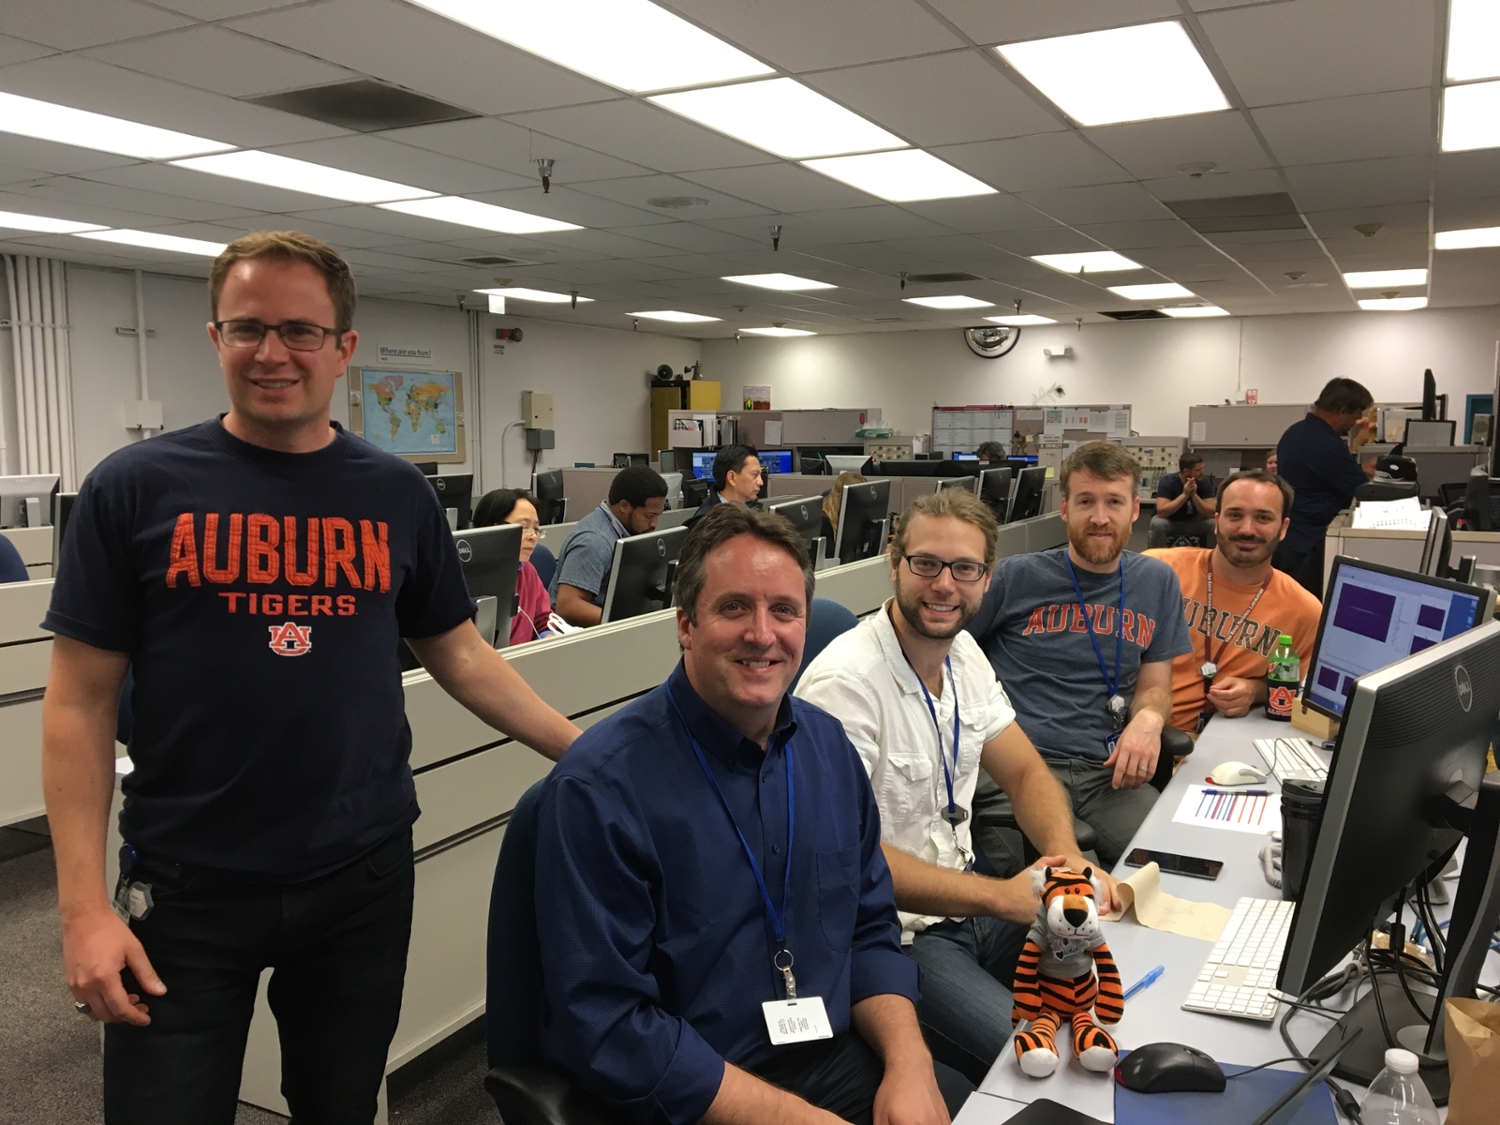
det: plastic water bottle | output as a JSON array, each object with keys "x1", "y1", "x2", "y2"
[
  {"x1": 1264, "y1": 634, "x2": 1299, "y2": 721},
  {"x1": 1359, "y1": 1048, "x2": 1439, "y2": 1125}
]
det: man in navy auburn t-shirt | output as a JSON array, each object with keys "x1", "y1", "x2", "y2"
[{"x1": 41, "y1": 231, "x2": 579, "y2": 1125}]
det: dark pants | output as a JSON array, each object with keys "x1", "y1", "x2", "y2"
[
  {"x1": 103, "y1": 830, "x2": 415, "y2": 1125},
  {"x1": 1274, "y1": 537, "x2": 1326, "y2": 599},
  {"x1": 754, "y1": 1031, "x2": 974, "y2": 1124}
]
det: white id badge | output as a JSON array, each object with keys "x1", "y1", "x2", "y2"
[{"x1": 762, "y1": 996, "x2": 834, "y2": 1045}]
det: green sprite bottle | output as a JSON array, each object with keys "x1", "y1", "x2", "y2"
[{"x1": 1265, "y1": 634, "x2": 1299, "y2": 721}]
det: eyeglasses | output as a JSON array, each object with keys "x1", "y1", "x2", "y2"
[
  {"x1": 214, "y1": 319, "x2": 342, "y2": 351},
  {"x1": 901, "y1": 554, "x2": 990, "y2": 583},
  {"x1": 509, "y1": 521, "x2": 540, "y2": 536}
]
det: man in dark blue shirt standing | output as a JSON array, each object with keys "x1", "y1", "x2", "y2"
[
  {"x1": 535, "y1": 504, "x2": 967, "y2": 1125},
  {"x1": 1274, "y1": 378, "x2": 1376, "y2": 597}
]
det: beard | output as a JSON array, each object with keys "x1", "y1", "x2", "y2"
[
  {"x1": 893, "y1": 583, "x2": 981, "y2": 640},
  {"x1": 1068, "y1": 521, "x2": 1130, "y2": 566},
  {"x1": 1218, "y1": 532, "x2": 1278, "y2": 568}
]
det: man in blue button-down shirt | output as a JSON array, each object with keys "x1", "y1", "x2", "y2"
[{"x1": 535, "y1": 504, "x2": 968, "y2": 1125}]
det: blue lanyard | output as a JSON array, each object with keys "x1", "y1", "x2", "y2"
[
  {"x1": 901, "y1": 652, "x2": 962, "y2": 825},
  {"x1": 666, "y1": 687, "x2": 794, "y2": 949},
  {"x1": 1063, "y1": 553, "x2": 1125, "y2": 698}
]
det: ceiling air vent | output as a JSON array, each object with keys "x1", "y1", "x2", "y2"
[
  {"x1": 1165, "y1": 193, "x2": 1305, "y2": 234},
  {"x1": 906, "y1": 271, "x2": 982, "y2": 284},
  {"x1": 247, "y1": 79, "x2": 478, "y2": 131},
  {"x1": 1099, "y1": 309, "x2": 1170, "y2": 320}
]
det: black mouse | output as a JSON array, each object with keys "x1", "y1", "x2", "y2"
[{"x1": 1116, "y1": 1042, "x2": 1227, "y2": 1093}]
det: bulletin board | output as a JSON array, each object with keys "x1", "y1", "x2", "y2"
[{"x1": 931, "y1": 405, "x2": 1015, "y2": 452}]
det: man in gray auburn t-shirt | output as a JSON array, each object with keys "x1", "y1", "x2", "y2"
[{"x1": 967, "y1": 442, "x2": 1191, "y2": 866}]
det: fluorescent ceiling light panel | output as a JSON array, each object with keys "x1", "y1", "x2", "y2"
[
  {"x1": 1436, "y1": 226, "x2": 1500, "y2": 249},
  {"x1": 650, "y1": 79, "x2": 903, "y2": 159},
  {"x1": 902, "y1": 295, "x2": 994, "y2": 309},
  {"x1": 1031, "y1": 251, "x2": 1142, "y2": 273},
  {"x1": 1108, "y1": 282, "x2": 1194, "y2": 300},
  {"x1": 1342, "y1": 268, "x2": 1427, "y2": 288},
  {"x1": 802, "y1": 149, "x2": 995, "y2": 202},
  {"x1": 1161, "y1": 305, "x2": 1229, "y2": 318},
  {"x1": 0, "y1": 91, "x2": 231, "y2": 160},
  {"x1": 379, "y1": 196, "x2": 581, "y2": 234},
  {"x1": 997, "y1": 21, "x2": 1230, "y2": 126},
  {"x1": 0, "y1": 210, "x2": 105, "y2": 234},
  {"x1": 985, "y1": 314, "x2": 1056, "y2": 326},
  {"x1": 475, "y1": 287, "x2": 592, "y2": 303},
  {"x1": 1442, "y1": 80, "x2": 1500, "y2": 151},
  {"x1": 722, "y1": 273, "x2": 835, "y2": 291},
  {"x1": 1358, "y1": 296, "x2": 1428, "y2": 311},
  {"x1": 629, "y1": 310, "x2": 720, "y2": 323},
  {"x1": 75, "y1": 229, "x2": 227, "y2": 256},
  {"x1": 1447, "y1": 0, "x2": 1500, "y2": 82},
  {"x1": 406, "y1": 0, "x2": 772, "y2": 93},
  {"x1": 173, "y1": 151, "x2": 434, "y2": 203},
  {"x1": 741, "y1": 327, "x2": 815, "y2": 337}
]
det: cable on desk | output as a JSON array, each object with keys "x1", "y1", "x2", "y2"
[
  {"x1": 1224, "y1": 1056, "x2": 1302, "y2": 1079},
  {"x1": 1277, "y1": 965, "x2": 1364, "y2": 1125}
]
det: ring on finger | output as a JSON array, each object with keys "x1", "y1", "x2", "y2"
[{"x1": 74, "y1": 1001, "x2": 92, "y2": 1015}]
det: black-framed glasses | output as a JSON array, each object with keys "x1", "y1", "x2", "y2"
[
  {"x1": 901, "y1": 553, "x2": 990, "y2": 583},
  {"x1": 214, "y1": 319, "x2": 341, "y2": 351}
]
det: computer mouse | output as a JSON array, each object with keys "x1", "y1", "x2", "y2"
[
  {"x1": 1116, "y1": 1042, "x2": 1227, "y2": 1093},
  {"x1": 1208, "y1": 760, "x2": 1267, "y2": 786}
]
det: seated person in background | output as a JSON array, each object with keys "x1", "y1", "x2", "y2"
[
  {"x1": 1147, "y1": 452, "x2": 1216, "y2": 548},
  {"x1": 0, "y1": 532, "x2": 28, "y2": 583},
  {"x1": 796, "y1": 488, "x2": 1117, "y2": 1086},
  {"x1": 819, "y1": 470, "x2": 866, "y2": 544},
  {"x1": 688, "y1": 443, "x2": 763, "y2": 528},
  {"x1": 473, "y1": 488, "x2": 551, "y2": 645},
  {"x1": 548, "y1": 465, "x2": 666, "y2": 627},
  {"x1": 1145, "y1": 470, "x2": 1321, "y2": 734},
  {"x1": 967, "y1": 442, "x2": 1192, "y2": 868},
  {"x1": 975, "y1": 441, "x2": 1007, "y2": 465},
  {"x1": 536, "y1": 504, "x2": 966, "y2": 1125}
]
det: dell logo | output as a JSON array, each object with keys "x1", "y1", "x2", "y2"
[
  {"x1": 657, "y1": 539, "x2": 666, "y2": 557},
  {"x1": 1455, "y1": 665, "x2": 1473, "y2": 712},
  {"x1": 435, "y1": 478, "x2": 446, "y2": 490},
  {"x1": 457, "y1": 540, "x2": 473, "y2": 563}
]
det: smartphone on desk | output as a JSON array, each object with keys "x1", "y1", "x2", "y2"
[{"x1": 1124, "y1": 847, "x2": 1223, "y2": 880}]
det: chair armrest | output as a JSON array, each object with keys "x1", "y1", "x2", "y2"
[
  {"x1": 1152, "y1": 727, "x2": 1195, "y2": 792},
  {"x1": 484, "y1": 1063, "x2": 623, "y2": 1125},
  {"x1": 970, "y1": 808, "x2": 1098, "y2": 856}
]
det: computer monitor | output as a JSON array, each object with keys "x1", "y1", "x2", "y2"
[
  {"x1": 978, "y1": 467, "x2": 1013, "y2": 522},
  {"x1": 683, "y1": 477, "x2": 710, "y2": 508},
  {"x1": 951, "y1": 452, "x2": 979, "y2": 462},
  {"x1": 424, "y1": 473, "x2": 473, "y2": 530},
  {"x1": 1006, "y1": 466, "x2": 1047, "y2": 523},
  {"x1": 1301, "y1": 557, "x2": 1491, "y2": 720},
  {"x1": 659, "y1": 450, "x2": 678, "y2": 473},
  {"x1": 453, "y1": 524, "x2": 522, "y2": 647},
  {"x1": 660, "y1": 471, "x2": 683, "y2": 510},
  {"x1": 874, "y1": 460, "x2": 943, "y2": 477},
  {"x1": 612, "y1": 452, "x2": 649, "y2": 468},
  {"x1": 765, "y1": 495, "x2": 823, "y2": 541},
  {"x1": 758, "y1": 450, "x2": 793, "y2": 475},
  {"x1": 1281, "y1": 619, "x2": 1500, "y2": 1097},
  {"x1": 800, "y1": 455, "x2": 828, "y2": 476},
  {"x1": 600, "y1": 525, "x2": 690, "y2": 623},
  {"x1": 937, "y1": 476, "x2": 978, "y2": 494},
  {"x1": 1405, "y1": 418, "x2": 1456, "y2": 446},
  {"x1": 833, "y1": 478, "x2": 892, "y2": 565},
  {"x1": 0, "y1": 474, "x2": 60, "y2": 528},
  {"x1": 691, "y1": 451, "x2": 717, "y2": 480},
  {"x1": 1419, "y1": 507, "x2": 1451, "y2": 577},
  {"x1": 826, "y1": 454, "x2": 871, "y2": 475},
  {"x1": 51, "y1": 491, "x2": 77, "y2": 576},
  {"x1": 532, "y1": 470, "x2": 566, "y2": 524},
  {"x1": 1006, "y1": 455, "x2": 1039, "y2": 469}
]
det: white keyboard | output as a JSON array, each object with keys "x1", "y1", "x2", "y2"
[
  {"x1": 1254, "y1": 736, "x2": 1329, "y2": 784},
  {"x1": 1182, "y1": 897, "x2": 1294, "y2": 1021}
]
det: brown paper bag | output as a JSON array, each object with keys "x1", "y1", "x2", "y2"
[{"x1": 1444, "y1": 997, "x2": 1500, "y2": 1125}]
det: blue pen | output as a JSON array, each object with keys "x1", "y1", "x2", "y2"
[{"x1": 1123, "y1": 965, "x2": 1165, "y2": 1001}]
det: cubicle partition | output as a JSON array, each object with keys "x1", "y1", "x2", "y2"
[
  {"x1": 0, "y1": 580, "x2": 56, "y2": 827},
  {"x1": 1, "y1": 526, "x2": 53, "y2": 580}
]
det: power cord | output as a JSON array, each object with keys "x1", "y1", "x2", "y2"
[{"x1": 1276, "y1": 965, "x2": 1365, "y2": 1124}]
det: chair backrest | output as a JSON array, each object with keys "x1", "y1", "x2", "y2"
[
  {"x1": 487, "y1": 777, "x2": 549, "y2": 1068},
  {"x1": 793, "y1": 597, "x2": 859, "y2": 691},
  {"x1": 530, "y1": 542, "x2": 558, "y2": 591}
]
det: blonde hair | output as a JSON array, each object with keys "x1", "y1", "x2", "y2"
[
  {"x1": 210, "y1": 230, "x2": 357, "y2": 331},
  {"x1": 822, "y1": 471, "x2": 866, "y2": 530}
]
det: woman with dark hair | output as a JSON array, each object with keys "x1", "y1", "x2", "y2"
[{"x1": 473, "y1": 488, "x2": 552, "y2": 644}]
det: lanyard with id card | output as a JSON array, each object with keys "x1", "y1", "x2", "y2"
[
  {"x1": 900, "y1": 652, "x2": 968, "y2": 838},
  {"x1": 1064, "y1": 554, "x2": 1129, "y2": 754},
  {"x1": 666, "y1": 687, "x2": 833, "y2": 1047}
]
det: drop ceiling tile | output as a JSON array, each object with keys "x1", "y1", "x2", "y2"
[
  {"x1": 261, "y1": 134, "x2": 532, "y2": 196},
  {"x1": 667, "y1": 0, "x2": 963, "y2": 70},
  {"x1": 0, "y1": 0, "x2": 191, "y2": 51},
  {"x1": 1283, "y1": 155, "x2": 1432, "y2": 210},
  {"x1": 695, "y1": 214, "x2": 851, "y2": 248},
  {"x1": 1082, "y1": 111, "x2": 1269, "y2": 180},
  {"x1": 83, "y1": 161, "x2": 356, "y2": 215},
  {"x1": 513, "y1": 228, "x2": 682, "y2": 260},
  {"x1": 0, "y1": 35, "x2": 57, "y2": 67},
  {"x1": 153, "y1": 1, "x2": 304, "y2": 17},
  {"x1": 431, "y1": 182, "x2": 656, "y2": 230},
  {"x1": 1016, "y1": 182, "x2": 1172, "y2": 224},
  {"x1": 925, "y1": 0, "x2": 1180, "y2": 44},
  {"x1": 84, "y1": 26, "x2": 357, "y2": 99},
  {"x1": 11, "y1": 173, "x2": 266, "y2": 223},
  {"x1": 241, "y1": 216, "x2": 420, "y2": 251},
  {"x1": 1200, "y1": 0, "x2": 1434, "y2": 108},
  {"x1": 341, "y1": 248, "x2": 453, "y2": 273},
  {"x1": 1434, "y1": 198, "x2": 1500, "y2": 229},
  {"x1": 1436, "y1": 150, "x2": 1500, "y2": 203},
  {"x1": 682, "y1": 163, "x2": 876, "y2": 214},
  {"x1": 974, "y1": 227, "x2": 1099, "y2": 257},
  {"x1": 1430, "y1": 250, "x2": 1500, "y2": 303},
  {"x1": 1129, "y1": 244, "x2": 1237, "y2": 269},
  {"x1": 229, "y1": 0, "x2": 617, "y2": 116},
  {"x1": 0, "y1": 135, "x2": 142, "y2": 176},
  {"x1": 932, "y1": 132, "x2": 1129, "y2": 193},
  {"x1": 607, "y1": 222, "x2": 762, "y2": 254},
  {"x1": 1251, "y1": 88, "x2": 1435, "y2": 167},
  {"x1": 1072, "y1": 219, "x2": 1206, "y2": 250},
  {"x1": 903, "y1": 193, "x2": 1058, "y2": 233},
  {"x1": 575, "y1": 259, "x2": 697, "y2": 283},
  {"x1": 1319, "y1": 232, "x2": 1429, "y2": 263},
  {"x1": 505, "y1": 100, "x2": 770, "y2": 174},
  {"x1": 798, "y1": 205, "x2": 953, "y2": 241},
  {"x1": 802, "y1": 52, "x2": 1066, "y2": 147},
  {"x1": 1301, "y1": 202, "x2": 1428, "y2": 241},
  {"x1": 0, "y1": 188, "x2": 172, "y2": 231},
  {"x1": 384, "y1": 119, "x2": 650, "y2": 185},
  {"x1": 1201, "y1": 237, "x2": 1325, "y2": 263},
  {"x1": 575, "y1": 174, "x2": 772, "y2": 220},
  {"x1": 1139, "y1": 168, "x2": 1286, "y2": 202}
]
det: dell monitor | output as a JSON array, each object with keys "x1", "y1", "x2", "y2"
[
  {"x1": 659, "y1": 471, "x2": 684, "y2": 511},
  {"x1": 759, "y1": 450, "x2": 793, "y2": 475},
  {"x1": 978, "y1": 467, "x2": 1013, "y2": 522},
  {"x1": 1419, "y1": 507, "x2": 1451, "y2": 577},
  {"x1": 453, "y1": 524, "x2": 522, "y2": 647},
  {"x1": 951, "y1": 452, "x2": 979, "y2": 462},
  {"x1": 1281, "y1": 619, "x2": 1500, "y2": 1099},
  {"x1": 1007, "y1": 466, "x2": 1047, "y2": 523},
  {"x1": 937, "y1": 476, "x2": 978, "y2": 495},
  {"x1": 765, "y1": 495, "x2": 827, "y2": 566},
  {"x1": 800, "y1": 455, "x2": 828, "y2": 476},
  {"x1": 0, "y1": 474, "x2": 59, "y2": 529},
  {"x1": 600, "y1": 525, "x2": 690, "y2": 623},
  {"x1": 690, "y1": 450, "x2": 717, "y2": 480},
  {"x1": 1301, "y1": 557, "x2": 1490, "y2": 720},
  {"x1": 683, "y1": 477, "x2": 710, "y2": 508},
  {"x1": 612, "y1": 452, "x2": 649, "y2": 468},
  {"x1": 51, "y1": 491, "x2": 77, "y2": 577},
  {"x1": 826, "y1": 454, "x2": 872, "y2": 476},
  {"x1": 532, "y1": 470, "x2": 566, "y2": 525},
  {"x1": 833, "y1": 478, "x2": 892, "y2": 565},
  {"x1": 1405, "y1": 418, "x2": 1455, "y2": 446},
  {"x1": 424, "y1": 472, "x2": 473, "y2": 530}
]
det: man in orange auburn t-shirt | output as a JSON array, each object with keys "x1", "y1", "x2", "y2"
[{"x1": 1146, "y1": 469, "x2": 1322, "y2": 734}]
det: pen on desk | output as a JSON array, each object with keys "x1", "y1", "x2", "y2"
[
  {"x1": 1201, "y1": 789, "x2": 1270, "y2": 797},
  {"x1": 1124, "y1": 965, "x2": 1165, "y2": 1001}
]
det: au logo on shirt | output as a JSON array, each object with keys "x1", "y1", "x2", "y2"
[{"x1": 268, "y1": 621, "x2": 313, "y2": 657}]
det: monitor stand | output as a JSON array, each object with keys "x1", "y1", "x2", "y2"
[{"x1": 1310, "y1": 978, "x2": 1449, "y2": 1104}]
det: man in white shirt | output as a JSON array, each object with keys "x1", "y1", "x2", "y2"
[{"x1": 795, "y1": 489, "x2": 1120, "y2": 1084}]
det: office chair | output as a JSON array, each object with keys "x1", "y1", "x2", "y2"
[
  {"x1": 484, "y1": 779, "x2": 623, "y2": 1125},
  {"x1": 791, "y1": 597, "x2": 858, "y2": 691},
  {"x1": 530, "y1": 543, "x2": 557, "y2": 591}
]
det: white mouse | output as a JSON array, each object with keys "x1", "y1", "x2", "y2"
[{"x1": 1208, "y1": 761, "x2": 1267, "y2": 786}]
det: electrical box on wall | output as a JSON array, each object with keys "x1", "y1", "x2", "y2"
[
  {"x1": 525, "y1": 429, "x2": 555, "y2": 450},
  {"x1": 522, "y1": 391, "x2": 553, "y2": 429}
]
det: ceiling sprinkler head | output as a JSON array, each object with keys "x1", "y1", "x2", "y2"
[
  {"x1": 733, "y1": 304, "x2": 748, "y2": 313},
  {"x1": 1353, "y1": 222, "x2": 1383, "y2": 238},
  {"x1": 772, "y1": 321, "x2": 785, "y2": 328},
  {"x1": 632, "y1": 318, "x2": 639, "y2": 331},
  {"x1": 769, "y1": 224, "x2": 782, "y2": 251},
  {"x1": 1177, "y1": 161, "x2": 1217, "y2": 178},
  {"x1": 899, "y1": 270, "x2": 908, "y2": 290},
  {"x1": 456, "y1": 293, "x2": 467, "y2": 311},
  {"x1": 569, "y1": 289, "x2": 578, "y2": 309},
  {"x1": 1284, "y1": 271, "x2": 1305, "y2": 281},
  {"x1": 535, "y1": 158, "x2": 554, "y2": 193},
  {"x1": 1381, "y1": 289, "x2": 1400, "y2": 299}
]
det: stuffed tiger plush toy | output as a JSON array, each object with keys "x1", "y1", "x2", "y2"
[{"x1": 1010, "y1": 867, "x2": 1124, "y2": 1077}]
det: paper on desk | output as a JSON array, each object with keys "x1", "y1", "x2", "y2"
[
  {"x1": 1101, "y1": 862, "x2": 1233, "y2": 943},
  {"x1": 1173, "y1": 784, "x2": 1282, "y2": 835},
  {"x1": 1350, "y1": 496, "x2": 1428, "y2": 530}
]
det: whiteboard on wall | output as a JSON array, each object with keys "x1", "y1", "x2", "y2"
[{"x1": 932, "y1": 405, "x2": 1014, "y2": 451}]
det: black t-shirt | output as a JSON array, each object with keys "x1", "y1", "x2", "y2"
[
  {"x1": 44, "y1": 419, "x2": 475, "y2": 877},
  {"x1": 1155, "y1": 471, "x2": 1215, "y2": 522}
]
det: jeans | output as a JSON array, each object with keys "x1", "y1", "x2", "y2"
[
  {"x1": 103, "y1": 830, "x2": 415, "y2": 1125},
  {"x1": 753, "y1": 1030, "x2": 974, "y2": 1123},
  {"x1": 1147, "y1": 514, "x2": 1214, "y2": 549},
  {"x1": 1274, "y1": 537, "x2": 1326, "y2": 598},
  {"x1": 974, "y1": 759, "x2": 1157, "y2": 869},
  {"x1": 906, "y1": 917, "x2": 1032, "y2": 1085}
]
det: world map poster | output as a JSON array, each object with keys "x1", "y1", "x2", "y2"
[{"x1": 350, "y1": 367, "x2": 464, "y2": 461}]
